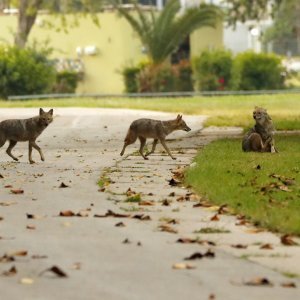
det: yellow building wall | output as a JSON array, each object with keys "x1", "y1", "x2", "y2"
[{"x1": 0, "y1": 11, "x2": 223, "y2": 94}]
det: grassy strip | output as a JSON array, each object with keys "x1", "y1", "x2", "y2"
[
  {"x1": 1, "y1": 93, "x2": 300, "y2": 130},
  {"x1": 185, "y1": 135, "x2": 300, "y2": 235}
]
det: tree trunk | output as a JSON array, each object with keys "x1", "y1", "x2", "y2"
[{"x1": 14, "y1": 0, "x2": 43, "y2": 48}]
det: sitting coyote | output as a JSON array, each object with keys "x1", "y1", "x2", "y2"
[
  {"x1": 0, "y1": 108, "x2": 53, "y2": 164},
  {"x1": 242, "y1": 106, "x2": 277, "y2": 153},
  {"x1": 120, "y1": 114, "x2": 191, "y2": 160}
]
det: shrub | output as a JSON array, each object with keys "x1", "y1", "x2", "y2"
[
  {"x1": 122, "y1": 66, "x2": 141, "y2": 93},
  {"x1": 0, "y1": 46, "x2": 56, "y2": 99},
  {"x1": 231, "y1": 52, "x2": 285, "y2": 90},
  {"x1": 174, "y1": 60, "x2": 194, "y2": 92},
  {"x1": 52, "y1": 71, "x2": 79, "y2": 93},
  {"x1": 193, "y1": 49, "x2": 233, "y2": 91}
]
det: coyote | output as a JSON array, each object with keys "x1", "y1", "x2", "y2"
[
  {"x1": 0, "y1": 108, "x2": 53, "y2": 164},
  {"x1": 242, "y1": 106, "x2": 277, "y2": 153},
  {"x1": 120, "y1": 114, "x2": 191, "y2": 160}
]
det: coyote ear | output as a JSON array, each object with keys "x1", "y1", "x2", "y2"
[
  {"x1": 39, "y1": 108, "x2": 45, "y2": 115},
  {"x1": 176, "y1": 114, "x2": 182, "y2": 120},
  {"x1": 49, "y1": 109, "x2": 53, "y2": 115}
]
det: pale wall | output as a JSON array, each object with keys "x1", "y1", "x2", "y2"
[{"x1": 0, "y1": 12, "x2": 223, "y2": 94}]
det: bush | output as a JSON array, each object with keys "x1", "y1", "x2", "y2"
[
  {"x1": 52, "y1": 71, "x2": 79, "y2": 93},
  {"x1": 0, "y1": 46, "x2": 56, "y2": 99},
  {"x1": 193, "y1": 49, "x2": 233, "y2": 91},
  {"x1": 122, "y1": 66, "x2": 140, "y2": 93},
  {"x1": 123, "y1": 60, "x2": 193, "y2": 93},
  {"x1": 231, "y1": 52, "x2": 285, "y2": 90}
]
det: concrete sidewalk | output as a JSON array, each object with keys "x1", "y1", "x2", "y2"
[{"x1": 0, "y1": 108, "x2": 299, "y2": 300}]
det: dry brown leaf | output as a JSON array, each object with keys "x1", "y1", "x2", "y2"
[
  {"x1": 10, "y1": 189, "x2": 24, "y2": 194},
  {"x1": 94, "y1": 210, "x2": 130, "y2": 218},
  {"x1": 115, "y1": 222, "x2": 125, "y2": 227},
  {"x1": 168, "y1": 178, "x2": 181, "y2": 186},
  {"x1": 159, "y1": 225, "x2": 178, "y2": 234},
  {"x1": 8, "y1": 250, "x2": 28, "y2": 257},
  {"x1": 59, "y1": 210, "x2": 75, "y2": 217},
  {"x1": 162, "y1": 199, "x2": 171, "y2": 206},
  {"x1": 4, "y1": 185, "x2": 12, "y2": 188},
  {"x1": 210, "y1": 214, "x2": 220, "y2": 221},
  {"x1": 244, "y1": 277, "x2": 273, "y2": 286},
  {"x1": 32, "y1": 255, "x2": 48, "y2": 259},
  {"x1": 26, "y1": 213, "x2": 45, "y2": 219},
  {"x1": 138, "y1": 200, "x2": 155, "y2": 206},
  {"x1": 2, "y1": 266, "x2": 17, "y2": 277},
  {"x1": 122, "y1": 238, "x2": 131, "y2": 244},
  {"x1": 281, "y1": 282, "x2": 297, "y2": 288},
  {"x1": 0, "y1": 201, "x2": 17, "y2": 206},
  {"x1": 59, "y1": 182, "x2": 69, "y2": 188},
  {"x1": 172, "y1": 263, "x2": 196, "y2": 270},
  {"x1": 0, "y1": 254, "x2": 15, "y2": 263},
  {"x1": 231, "y1": 244, "x2": 248, "y2": 249},
  {"x1": 40, "y1": 265, "x2": 68, "y2": 278},
  {"x1": 260, "y1": 243, "x2": 273, "y2": 250},
  {"x1": 184, "y1": 252, "x2": 203, "y2": 260},
  {"x1": 176, "y1": 238, "x2": 216, "y2": 246},
  {"x1": 281, "y1": 234, "x2": 298, "y2": 246},
  {"x1": 132, "y1": 214, "x2": 151, "y2": 221},
  {"x1": 26, "y1": 225, "x2": 36, "y2": 230},
  {"x1": 76, "y1": 210, "x2": 89, "y2": 217}
]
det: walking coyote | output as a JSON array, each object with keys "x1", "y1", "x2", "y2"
[
  {"x1": 120, "y1": 114, "x2": 191, "y2": 160},
  {"x1": 0, "y1": 108, "x2": 53, "y2": 163}
]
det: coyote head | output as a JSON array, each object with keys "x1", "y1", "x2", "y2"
[
  {"x1": 175, "y1": 114, "x2": 191, "y2": 132},
  {"x1": 39, "y1": 108, "x2": 53, "y2": 127},
  {"x1": 253, "y1": 106, "x2": 271, "y2": 126}
]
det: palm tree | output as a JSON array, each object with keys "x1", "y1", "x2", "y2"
[{"x1": 112, "y1": 0, "x2": 222, "y2": 65}]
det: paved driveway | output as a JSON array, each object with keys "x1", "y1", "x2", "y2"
[{"x1": 0, "y1": 108, "x2": 299, "y2": 300}]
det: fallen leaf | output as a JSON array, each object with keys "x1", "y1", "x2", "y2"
[
  {"x1": 59, "y1": 182, "x2": 69, "y2": 188},
  {"x1": 281, "y1": 282, "x2": 297, "y2": 288},
  {"x1": 115, "y1": 222, "x2": 125, "y2": 227},
  {"x1": 122, "y1": 238, "x2": 131, "y2": 244},
  {"x1": 26, "y1": 213, "x2": 45, "y2": 220},
  {"x1": 168, "y1": 178, "x2": 181, "y2": 186},
  {"x1": 162, "y1": 199, "x2": 171, "y2": 206},
  {"x1": 0, "y1": 174, "x2": 3, "y2": 178},
  {"x1": 10, "y1": 189, "x2": 24, "y2": 194},
  {"x1": 244, "y1": 277, "x2": 273, "y2": 286},
  {"x1": 76, "y1": 210, "x2": 89, "y2": 217},
  {"x1": 172, "y1": 263, "x2": 196, "y2": 270},
  {"x1": 8, "y1": 250, "x2": 27, "y2": 257},
  {"x1": 2, "y1": 266, "x2": 17, "y2": 277},
  {"x1": 0, "y1": 254, "x2": 15, "y2": 262},
  {"x1": 231, "y1": 244, "x2": 248, "y2": 249},
  {"x1": 94, "y1": 210, "x2": 130, "y2": 218},
  {"x1": 260, "y1": 243, "x2": 273, "y2": 250},
  {"x1": 40, "y1": 265, "x2": 68, "y2": 278},
  {"x1": 26, "y1": 225, "x2": 36, "y2": 230},
  {"x1": 59, "y1": 210, "x2": 75, "y2": 217},
  {"x1": 4, "y1": 185, "x2": 12, "y2": 188},
  {"x1": 20, "y1": 277, "x2": 34, "y2": 285},
  {"x1": 169, "y1": 192, "x2": 176, "y2": 197},
  {"x1": 32, "y1": 255, "x2": 48, "y2": 259},
  {"x1": 132, "y1": 214, "x2": 151, "y2": 221},
  {"x1": 281, "y1": 234, "x2": 298, "y2": 246},
  {"x1": 138, "y1": 200, "x2": 155, "y2": 206},
  {"x1": 210, "y1": 214, "x2": 220, "y2": 221},
  {"x1": 0, "y1": 201, "x2": 17, "y2": 206},
  {"x1": 71, "y1": 262, "x2": 81, "y2": 270},
  {"x1": 184, "y1": 252, "x2": 203, "y2": 260},
  {"x1": 159, "y1": 225, "x2": 178, "y2": 234},
  {"x1": 176, "y1": 238, "x2": 216, "y2": 246}
]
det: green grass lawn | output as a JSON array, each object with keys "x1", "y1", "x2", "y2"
[
  {"x1": 1, "y1": 93, "x2": 300, "y2": 130},
  {"x1": 185, "y1": 135, "x2": 300, "y2": 235}
]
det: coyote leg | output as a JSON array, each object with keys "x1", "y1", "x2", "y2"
[
  {"x1": 6, "y1": 140, "x2": 18, "y2": 161},
  {"x1": 145, "y1": 139, "x2": 158, "y2": 157},
  {"x1": 138, "y1": 137, "x2": 148, "y2": 160},
  {"x1": 160, "y1": 139, "x2": 176, "y2": 160}
]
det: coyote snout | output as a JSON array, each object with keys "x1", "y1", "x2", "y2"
[
  {"x1": 120, "y1": 114, "x2": 191, "y2": 160},
  {"x1": 0, "y1": 108, "x2": 53, "y2": 164}
]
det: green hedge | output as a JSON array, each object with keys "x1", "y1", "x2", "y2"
[
  {"x1": 231, "y1": 52, "x2": 285, "y2": 90},
  {"x1": 122, "y1": 60, "x2": 194, "y2": 93},
  {"x1": 0, "y1": 46, "x2": 56, "y2": 99},
  {"x1": 193, "y1": 49, "x2": 233, "y2": 91},
  {"x1": 193, "y1": 49, "x2": 285, "y2": 91},
  {"x1": 52, "y1": 71, "x2": 80, "y2": 93}
]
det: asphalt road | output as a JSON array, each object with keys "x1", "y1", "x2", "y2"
[{"x1": 0, "y1": 108, "x2": 299, "y2": 300}]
